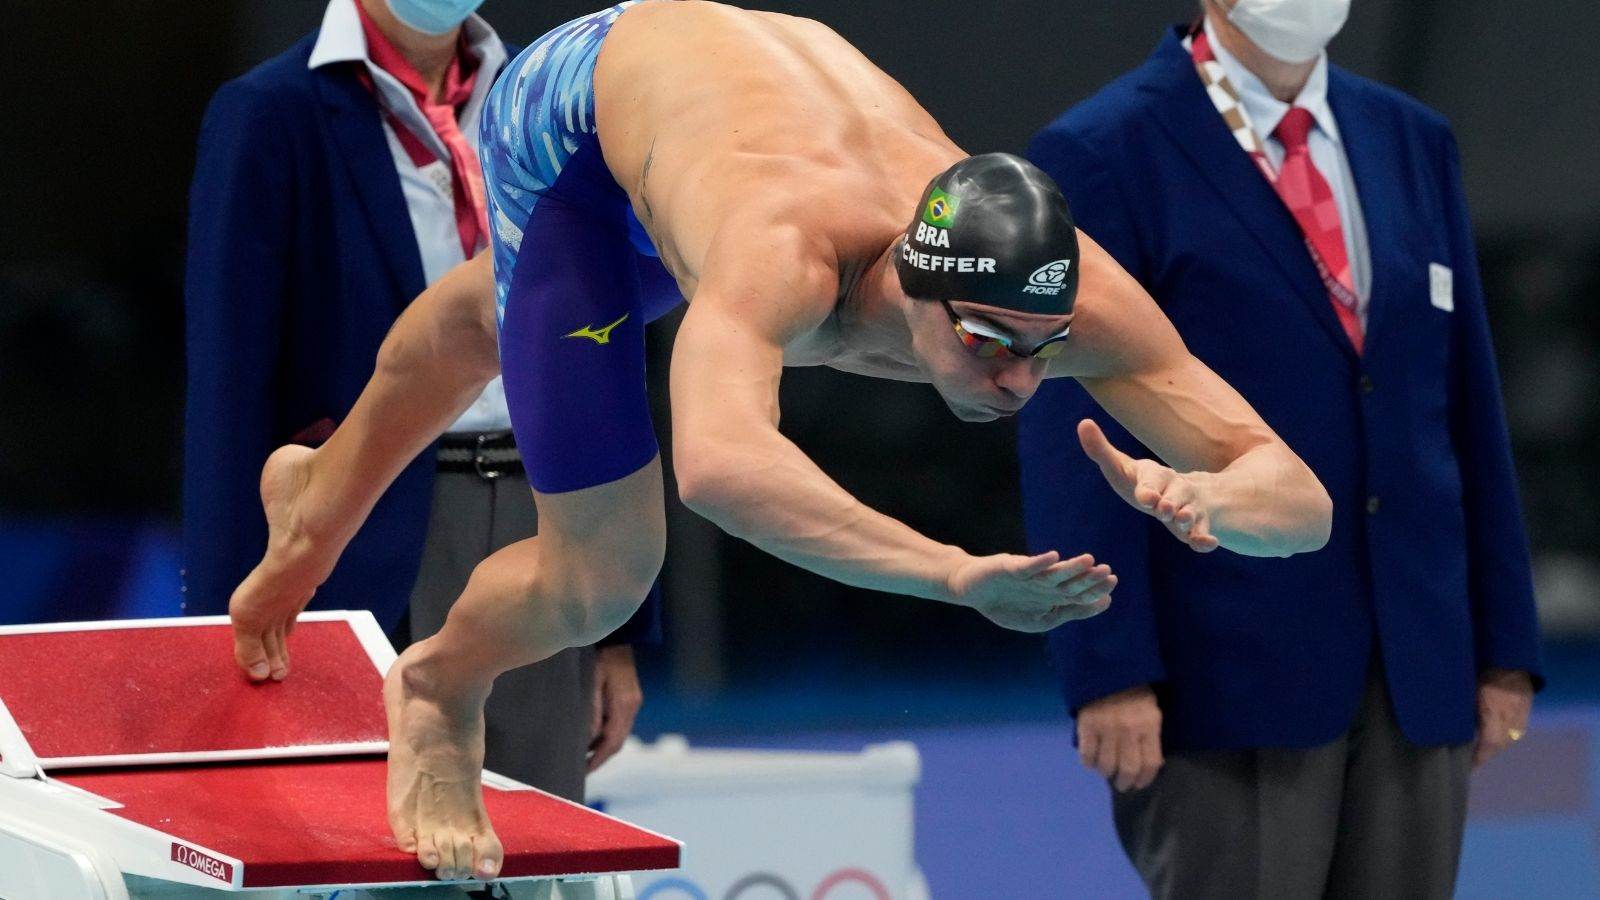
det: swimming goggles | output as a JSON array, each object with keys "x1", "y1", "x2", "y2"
[{"x1": 941, "y1": 299, "x2": 1071, "y2": 360}]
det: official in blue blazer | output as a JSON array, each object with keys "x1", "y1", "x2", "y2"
[
  {"x1": 1020, "y1": 2, "x2": 1542, "y2": 896},
  {"x1": 183, "y1": 0, "x2": 658, "y2": 801}
]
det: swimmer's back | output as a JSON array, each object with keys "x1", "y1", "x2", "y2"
[{"x1": 596, "y1": 1, "x2": 962, "y2": 289}]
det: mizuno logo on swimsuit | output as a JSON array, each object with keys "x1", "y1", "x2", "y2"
[
  {"x1": 563, "y1": 314, "x2": 630, "y2": 345},
  {"x1": 1023, "y1": 258, "x2": 1073, "y2": 295},
  {"x1": 900, "y1": 238, "x2": 996, "y2": 274}
]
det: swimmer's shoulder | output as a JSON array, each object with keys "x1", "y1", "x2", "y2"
[
  {"x1": 698, "y1": 214, "x2": 840, "y2": 319},
  {"x1": 633, "y1": 0, "x2": 836, "y2": 33},
  {"x1": 618, "y1": 1, "x2": 855, "y2": 79},
  {"x1": 617, "y1": 0, "x2": 764, "y2": 37}
]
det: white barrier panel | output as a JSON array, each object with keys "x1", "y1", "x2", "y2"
[{"x1": 588, "y1": 736, "x2": 929, "y2": 900}]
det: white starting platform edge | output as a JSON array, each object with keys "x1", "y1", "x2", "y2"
[
  {"x1": 0, "y1": 773, "x2": 642, "y2": 900},
  {"x1": 0, "y1": 612, "x2": 679, "y2": 900},
  {"x1": 589, "y1": 735, "x2": 930, "y2": 900}
]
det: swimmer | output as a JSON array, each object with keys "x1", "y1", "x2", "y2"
[{"x1": 226, "y1": 1, "x2": 1333, "y2": 882}]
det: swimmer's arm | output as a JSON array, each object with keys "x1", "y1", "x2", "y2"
[
  {"x1": 670, "y1": 263, "x2": 962, "y2": 600},
  {"x1": 670, "y1": 234, "x2": 1080, "y2": 616},
  {"x1": 1050, "y1": 234, "x2": 1332, "y2": 557}
]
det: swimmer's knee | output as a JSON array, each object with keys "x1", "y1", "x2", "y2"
[
  {"x1": 552, "y1": 568, "x2": 655, "y2": 645},
  {"x1": 523, "y1": 477, "x2": 665, "y2": 643},
  {"x1": 532, "y1": 541, "x2": 660, "y2": 645}
]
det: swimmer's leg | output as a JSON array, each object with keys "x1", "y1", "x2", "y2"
[
  {"x1": 230, "y1": 253, "x2": 500, "y2": 681},
  {"x1": 385, "y1": 180, "x2": 662, "y2": 881},
  {"x1": 384, "y1": 462, "x2": 664, "y2": 880}
]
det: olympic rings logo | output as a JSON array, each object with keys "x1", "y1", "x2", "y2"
[{"x1": 636, "y1": 867, "x2": 892, "y2": 900}]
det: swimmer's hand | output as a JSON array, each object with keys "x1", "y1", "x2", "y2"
[
  {"x1": 1078, "y1": 418, "x2": 1222, "y2": 553},
  {"x1": 948, "y1": 551, "x2": 1115, "y2": 633},
  {"x1": 228, "y1": 445, "x2": 343, "y2": 682}
]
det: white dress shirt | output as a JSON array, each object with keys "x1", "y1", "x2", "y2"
[
  {"x1": 309, "y1": 0, "x2": 512, "y2": 432},
  {"x1": 1205, "y1": 18, "x2": 1373, "y2": 320}
]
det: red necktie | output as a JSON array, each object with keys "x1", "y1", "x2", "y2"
[
  {"x1": 1272, "y1": 108, "x2": 1363, "y2": 353},
  {"x1": 358, "y1": 6, "x2": 488, "y2": 259}
]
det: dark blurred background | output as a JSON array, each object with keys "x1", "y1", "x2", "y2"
[
  {"x1": 4, "y1": 3, "x2": 1599, "y2": 896},
  {"x1": 2, "y1": 0, "x2": 1597, "y2": 722}
]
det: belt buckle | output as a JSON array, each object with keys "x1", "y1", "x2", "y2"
[{"x1": 473, "y1": 432, "x2": 503, "y2": 481}]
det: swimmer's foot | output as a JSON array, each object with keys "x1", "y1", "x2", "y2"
[
  {"x1": 229, "y1": 444, "x2": 338, "y2": 681},
  {"x1": 385, "y1": 644, "x2": 503, "y2": 882}
]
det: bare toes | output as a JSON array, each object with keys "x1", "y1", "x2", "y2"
[
  {"x1": 475, "y1": 832, "x2": 504, "y2": 880},
  {"x1": 449, "y1": 836, "x2": 478, "y2": 881},
  {"x1": 416, "y1": 833, "x2": 441, "y2": 872}
]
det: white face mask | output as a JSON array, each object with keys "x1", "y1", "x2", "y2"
[{"x1": 1223, "y1": 0, "x2": 1351, "y2": 64}]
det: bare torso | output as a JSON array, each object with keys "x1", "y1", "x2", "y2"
[{"x1": 594, "y1": 1, "x2": 961, "y2": 374}]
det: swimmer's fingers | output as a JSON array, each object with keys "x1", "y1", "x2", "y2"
[
  {"x1": 1010, "y1": 550, "x2": 1062, "y2": 577},
  {"x1": 1128, "y1": 464, "x2": 1223, "y2": 551},
  {"x1": 963, "y1": 552, "x2": 1111, "y2": 632},
  {"x1": 1059, "y1": 566, "x2": 1115, "y2": 599},
  {"x1": 1044, "y1": 558, "x2": 1113, "y2": 597},
  {"x1": 1150, "y1": 476, "x2": 1206, "y2": 546},
  {"x1": 1067, "y1": 579, "x2": 1116, "y2": 618},
  {"x1": 1039, "y1": 579, "x2": 1116, "y2": 628},
  {"x1": 1077, "y1": 419, "x2": 1139, "y2": 497},
  {"x1": 1174, "y1": 506, "x2": 1221, "y2": 553},
  {"x1": 1171, "y1": 493, "x2": 1216, "y2": 550},
  {"x1": 1079, "y1": 420, "x2": 1189, "y2": 517},
  {"x1": 1038, "y1": 553, "x2": 1094, "y2": 585},
  {"x1": 1151, "y1": 474, "x2": 1197, "y2": 524},
  {"x1": 1118, "y1": 459, "x2": 1184, "y2": 518}
]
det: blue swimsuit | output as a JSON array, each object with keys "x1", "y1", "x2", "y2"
[{"x1": 479, "y1": 2, "x2": 682, "y2": 494}]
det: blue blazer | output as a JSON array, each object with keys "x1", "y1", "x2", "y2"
[
  {"x1": 183, "y1": 33, "x2": 659, "y2": 642},
  {"x1": 1018, "y1": 28, "x2": 1542, "y2": 750}
]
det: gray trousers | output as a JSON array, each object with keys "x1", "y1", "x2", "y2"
[
  {"x1": 1112, "y1": 666, "x2": 1472, "y2": 900},
  {"x1": 407, "y1": 467, "x2": 595, "y2": 802}
]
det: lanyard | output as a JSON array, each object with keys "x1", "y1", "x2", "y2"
[{"x1": 1186, "y1": 30, "x2": 1360, "y2": 314}]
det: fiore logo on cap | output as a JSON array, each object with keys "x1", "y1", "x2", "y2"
[
  {"x1": 171, "y1": 843, "x2": 233, "y2": 883},
  {"x1": 923, "y1": 188, "x2": 959, "y2": 228},
  {"x1": 1024, "y1": 258, "x2": 1073, "y2": 296}
]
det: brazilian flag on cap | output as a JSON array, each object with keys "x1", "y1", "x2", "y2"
[{"x1": 923, "y1": 188, "x2": 959, "y2": 228}]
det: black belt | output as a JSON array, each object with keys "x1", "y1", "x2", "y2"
[{"x1": 437, "y1": 430, "x2": 524, "y2": 480}]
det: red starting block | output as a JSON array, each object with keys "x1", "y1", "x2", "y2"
[{"x1": 0, "y1": 612, "x2": 680, "y2": 899}]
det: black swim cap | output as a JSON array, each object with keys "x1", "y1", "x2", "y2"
[{"x1": 894, "y1": 153, "x2": 1079, "y2": 315}]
